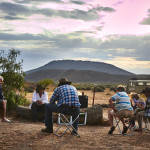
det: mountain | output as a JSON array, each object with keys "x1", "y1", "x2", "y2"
[
  {"x1": 26, "y1": 60, "x2": 134, "y2": 76},
  {"x1": 25, "y1": 60, "x2": 137, "y2": 83},
  {"x1": 25, "y1": 69, "x2": 134, "y2": 83}
]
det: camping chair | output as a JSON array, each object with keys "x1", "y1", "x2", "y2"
[
  {"x1": 113, "y1": 114, "x2": 134, "y2": 136},
  {"x1": 54, "y1": 113, "x2": 80, "y2": 137},
  {"x1": 55, "y1": 112, "x2": 87, "y2": 137}
]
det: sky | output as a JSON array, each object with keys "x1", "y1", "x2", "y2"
[{"x1": 0, "y1": 0, "x2": 150, "y2": 74}]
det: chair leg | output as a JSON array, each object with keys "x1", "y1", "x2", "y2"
[
  {"x1": 113, "y1": 117, "x2": 134, "y2": 136},
  {"x1": 55, "y1": 113, "x2": 80, "y2": 137},
  {"x1": 78, "y1": 112, "x2": 87, "y2": 126}
]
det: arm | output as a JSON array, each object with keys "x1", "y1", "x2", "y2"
[
  {"x1": 109, "y1": 97, "x2": 117, "y2": 112},
  {"x1": 41, "y1": 91, "x2": 48, "y2": 104},
  {"x1": 32, "y1": 92, "x2": 37, "y2": 103},
  {"x1": 49, "y1": 89, "x2": 58, "y2": 104},
  {"x1": 137, "y1": 103, "x2": 145, "y2": 109}
]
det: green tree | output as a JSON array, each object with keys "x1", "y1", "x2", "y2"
[
  {"x1": 0, "y1": 49, "x2": 28, "y2": 110},
  {"x1": 38, "y1": 79, "x2": 53, "y2": 88}
]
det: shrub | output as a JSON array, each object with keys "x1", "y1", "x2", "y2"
[{"x1": 4, "y1": 91, "x2": 30, "y2": 111}]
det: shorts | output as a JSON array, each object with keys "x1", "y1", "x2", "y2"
[{"x1": 110, "y1": 109, "x2": 133, "y2": 118}]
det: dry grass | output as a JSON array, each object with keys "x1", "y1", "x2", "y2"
[{"x1": 26, "y1": 88, "x2": 114, "y2": 107}]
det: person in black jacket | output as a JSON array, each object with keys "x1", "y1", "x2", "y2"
[{"x1": 0, "y1": 76, "x2": 11, "y2": 122}]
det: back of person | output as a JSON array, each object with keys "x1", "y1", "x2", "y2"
[
  {"x1": 112, "y1": 91, "x2": 133, "y2": 111},
  {"x1": 55, "y1": 84, "x2": 79, "y2": 107}
]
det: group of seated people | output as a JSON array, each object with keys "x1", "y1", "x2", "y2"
[
  {"x1": 1, "y1": 74, "x2": 150, "y2": 135},
  {"x1": 0, "y1": 76, "x2": 80, "y2": 135},
  {"x1": 108, "y1": 85, "x2": 150, "y2": 134}
]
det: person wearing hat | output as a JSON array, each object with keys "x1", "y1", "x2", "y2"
[
  {"x1": 0, "y1": 75, "x2": 12, "y2": 122},
  {"x1": 135, "y1": 87, "x2": 150, "y2": 131},
  {"x1": 41, "y1": 78, "x2": 81, "y2": 134},
  {"x1": 31, "y1": 84, "x2": 48, "y2": 122},
  {"x1": 108, "y1": 85, "x2": 133, "y2": 134}
]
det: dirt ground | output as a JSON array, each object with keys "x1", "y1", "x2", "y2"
[
  {"x1": 1, "y1": 89, "x2": 149, "y2": 150},
  {"x1": 0, "y1": 115, "x2": 150, "y2": 150}
]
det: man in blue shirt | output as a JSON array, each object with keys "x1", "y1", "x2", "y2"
[
  {"x1": 41, "y1": 78, "x2": 80, "y2": 134},
  {"x1": 108, "y1": 85, "x2": 133, "y2": 134},
  {"x1": 0, "y1": 76, "x2": 11, "y2": 122}
]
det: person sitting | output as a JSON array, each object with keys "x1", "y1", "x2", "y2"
[
  {"x1": 135, "y1": 87, "x2": 150, "y2": 131},
  {"x1": 41, "y1": 78, "x2": 81, "y2": 134},
  {"x1": 130, "y1": 93, "x2": 145, "y2": 116},
  {"x1": 108, "y1": 85, "x2": 133, "y2": 134},
  {"x1": 31, "y1": 84, "x2": 48, "y2": 122},
  {"x1": 0, "y1": 76, "x2": 12, "y2": 122}
]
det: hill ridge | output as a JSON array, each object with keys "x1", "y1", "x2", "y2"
[{"x1": 26, "y1": 60, "x2": 134, "y2": 76}]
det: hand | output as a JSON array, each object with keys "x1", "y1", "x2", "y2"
[{"x1": 36, "y1": 100, "x2": 42, "y2": 105}]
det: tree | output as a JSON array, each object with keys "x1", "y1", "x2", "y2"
[
  {"x1": 0, "y1": 49, "x2": 28, "y2": 110},
  {"x1": 0, "y1": 49, "x2": 25, "y2": 93},
  {"x1": 38, "y1": 79, "x2": 53, "y2": 88}
]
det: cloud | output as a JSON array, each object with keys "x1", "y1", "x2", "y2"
[
  {"x1": 113, "y1": 1, "x2": 125, "y2": 6},
  {"x1": 94, "y1": 6, "x2": 115, "y2": 13},
  {"x1": 0, "y1": 2, "x2": 30, "y2": 16},
  {"x1": 15, "y1": 0, "x2": 63, "y2": 4},
  {"x1": 70, "y1": 0, "x2": 85, "y2": 5},
  {"x1": 105, "y1": 57, "x2": 150, "y2": 74},
  {"x1": 0, "y1": 16, "x2": 24, "y2": 20},
  {"x1": 0, "y1": 1, "x2": 115, "y2": 22}
]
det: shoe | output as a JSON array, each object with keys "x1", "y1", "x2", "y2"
[
  {"x1": 133, "y1": 128, "x2": 142, "y2": 132},
  {"x1": 1, "y1": 118, "x2": 13, "y2": 123},
  {"x1": 122, "y1": 126, "x2": 128, "y2": 134},
  {"x1": 41, "y1": 128, "x2": 53, "y2": 133},
  {"x1": 71, "y1": 130, "x2": 79, "y2": 136},
  {"x1": 108, "y1": 126, "x2": 115, "y2": 134}
]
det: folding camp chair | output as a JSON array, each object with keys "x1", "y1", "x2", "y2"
[
  {"x1": 55, "y1": 113, "x2": 80, "y2": 137},
  {"x1": 113, "y1": 115, "x2": 134, "y2": 136}
]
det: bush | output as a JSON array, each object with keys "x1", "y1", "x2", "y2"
[
  {"x1": 24, "y1": 86, "x2": 34, "y2": 93},
  {"x1": 4, "y1": 91, "x2": 30, "y2": 111},
  {"x1": 93, "y1": 85, "x2": 105, "y2": 92},
  {"x1": 73, "y1": 83, "x2": 93, "y2": 90}
]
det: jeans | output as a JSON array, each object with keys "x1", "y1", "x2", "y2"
[
  {"x1": 31, "y1": 102, "x2": 45, "y2": 121},
  {"x1": 45, "y1": 103, "x2": 80, "y2": 131}
]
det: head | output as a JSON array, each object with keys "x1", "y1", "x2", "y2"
[
  {"x1": 58, "y1": 78, "x2": 72, "y2": 87},
  {"x1": 0, "y1": 76, "x2": 4, "y2": 84},
  {"x1": 36, "y1": 84, "x2": 45, "y2": 94},
  {"x1": 130, "y1": 93, "x2": 139, "y2": 100},
  {"x1": 142, "y1": 87, "x2": 150, "y2": 97},
  {"x1": 115, "y1": 85, "x2": 126, "y2": 93}
]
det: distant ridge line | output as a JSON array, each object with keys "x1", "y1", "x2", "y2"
[{"x1": 26, "y1": 60, "x2": 134, "y2": 76}]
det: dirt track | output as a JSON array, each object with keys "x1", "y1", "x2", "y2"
[{"x1": 0, "y1": 117, "x2": 150, "y2": 150}]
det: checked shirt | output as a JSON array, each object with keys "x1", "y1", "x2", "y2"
[{"x1": 50, "y1": 84, "x2": 81, "y2": 107}]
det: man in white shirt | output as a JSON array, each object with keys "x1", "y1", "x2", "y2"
[{"x1": 31, "y1": 84, "x2": 48, "y2": 122}]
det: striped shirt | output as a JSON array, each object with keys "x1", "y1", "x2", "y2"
[
  {"x1": 112, "y1": 91, "x2": 133, "y2": 111},
  {"x1": 50, "y1": 84, "x2": 81, "y2": 107}
]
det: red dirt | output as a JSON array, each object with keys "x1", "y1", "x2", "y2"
[{"x1": 0, "y1": 116, "x2": 150, "y2": 150}]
